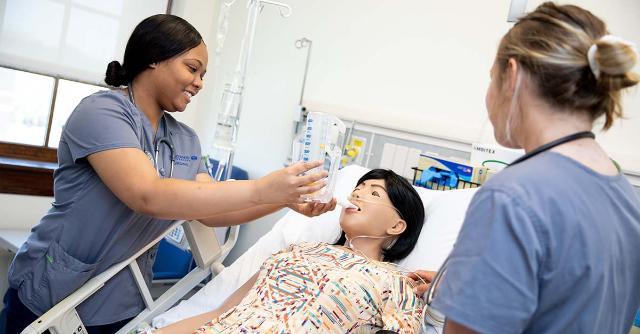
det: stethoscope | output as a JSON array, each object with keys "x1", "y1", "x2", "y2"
[
  {"x1": 127, "y1": 83, "x2": 176, "y2": 178},
  {"x1": 421, "y1": 131, "x2": 596, "y2": 331}
]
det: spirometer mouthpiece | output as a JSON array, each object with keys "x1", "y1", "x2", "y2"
[
  {"x1": 347, "y1": 196, "x2": 402, "y2": 217},
  {"x1": 337, "y1": 198, "x2": 358, "y2": 210}
]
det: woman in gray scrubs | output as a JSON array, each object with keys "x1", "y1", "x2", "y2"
[
  {"x1": 4, "y1": 15, "x2": 334, "y2": 333},
  {"x1": 415, "y1": 3, "x2": 640, "y2": 334}
]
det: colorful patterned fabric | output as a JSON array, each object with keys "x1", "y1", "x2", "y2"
[{"x1": 194, "y1": 242, "x2": 424, "y2": 333}]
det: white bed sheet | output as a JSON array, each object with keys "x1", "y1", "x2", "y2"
[{"x1": 153, "y1": 165, "x2": 478, "y2": 328}]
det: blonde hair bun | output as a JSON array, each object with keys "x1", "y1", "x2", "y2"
[{"x1": 590, "y1": 35, "x2": 638, "y2": 77}]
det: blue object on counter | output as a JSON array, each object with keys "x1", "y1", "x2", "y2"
[
  {"x1": 635, "y1": 307, "x2": 640, "y2": 327},
  {"x1": 418, "y1": 167, "x2": 459, "y2": 189}
]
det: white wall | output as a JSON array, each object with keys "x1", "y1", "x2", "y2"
[
  {"x1": 169, "y1": 0, "x2": 220, "y2": 128},
  {"x1": 193, "y1": 0, "x2": 510, "y2": 178},
  {"x1": 0, "y1": 194, "x2": 53, "y2": 229},
  {"x1": 192, "y1": 0, "x2": 639, "y2": 178}
]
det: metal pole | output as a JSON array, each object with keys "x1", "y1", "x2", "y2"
[
  {"x1": 295, "y1": 38, "x2": 313, "y2": 106},
  {"x1": 222, "y1": 0, "x2": 261, "y2": 180},
  {"x1": 213, "y1": 0, "x2": 290, "y2": 180}
]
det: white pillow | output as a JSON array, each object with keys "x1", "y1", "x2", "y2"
[
  {"x1": 397, "y1": 187, "x2": 478, "y2": 272},
  {"x1": 153, "y1": 165, "x2": 477, "y2": 328}
]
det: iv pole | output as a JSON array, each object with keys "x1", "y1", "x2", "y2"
[
  {"x1": 295, "y1": 38, "x2": 313, "y2": 107},
  {"x1": 291, "y1": 38, "x2": 313, "y2": 148},
  {"x1": 212, "y1": 0, "x2": 292, "y2": 181}
]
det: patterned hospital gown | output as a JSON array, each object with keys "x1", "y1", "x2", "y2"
[{"x1": 194, "y1": 242, "x2": 424, "y2": 333}]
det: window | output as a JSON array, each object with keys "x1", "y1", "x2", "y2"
[
  {"x1": 0, "y1": 68, "x2": 106, "y2": 148},
  {"x1": 0, "y1": 0, "x2": 169, "y2": 195},
  {"x1": 0, "y1": 0, "x2": 168, "y2": 148},
  {"x1": 0, "y1": 0, "x2": 168, "y2": 84},
  {"x1": 48, "y1": 80, "x2": 107, "y2": 148},
  {"x1": 0, "y1": 67, "x2": 55, "y2": 146}
]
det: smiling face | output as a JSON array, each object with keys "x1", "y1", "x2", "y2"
[
  {"x1": 150, "y1": 41, "x2": 208, "y2": 113},
  {"x1": 339, "y1": 179, "x2": 406, "y2": 240}
]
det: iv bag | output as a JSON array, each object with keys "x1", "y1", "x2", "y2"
[
  {"x1": 292, "y1": 111, "x2": 346, "y2": 203},
  {"x1": 211, "y1": 82, "x2": 241, "y2": 180}
]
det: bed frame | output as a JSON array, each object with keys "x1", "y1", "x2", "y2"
[{"x1": 20, "y1": 221, "x2": 239, "y2": 334}]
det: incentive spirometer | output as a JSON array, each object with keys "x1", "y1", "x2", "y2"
[{"x1": 292, "y1": 112, "x2": 346, "y2": 203}]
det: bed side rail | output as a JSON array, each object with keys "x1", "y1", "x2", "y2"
[
  {"x1": 21, "y1": 221, "x2": 240, "y2": 334},
  {"x1": 115, "y1": 223, "x2": 240, "y2": 334}
]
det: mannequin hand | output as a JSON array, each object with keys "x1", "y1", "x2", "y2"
[{"x1": 408, "y1": 270, "x2": 436, "y2": 296}]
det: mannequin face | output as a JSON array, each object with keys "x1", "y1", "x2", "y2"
[
  {"x1": 339, "y1": 179, "x2": 406, "y2": 240},
  {"x1": 150, "y1": 41, "x2": 208, "y2": 113}
]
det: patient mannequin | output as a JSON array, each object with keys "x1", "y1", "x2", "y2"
[{"x1": 155, "y1": 169, "x2": 427, "y2": 334}]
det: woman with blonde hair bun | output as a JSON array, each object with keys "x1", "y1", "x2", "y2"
[{"x1": 413, "y1": 2, "x2": 640, "y2": 333}]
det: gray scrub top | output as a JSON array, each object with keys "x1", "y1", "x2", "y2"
[
  {"x1": 431, "y1": 152, "x2": 640, "y2": 333},
  {"x1": 8, "y1": 90, "x2": 208, "y2": 325}
]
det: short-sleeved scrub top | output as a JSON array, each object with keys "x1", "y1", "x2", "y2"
[
  {"x1": 431, "y1": 152, "x2": 640, "y2": 333},
  {"x1": 8, "y1": 90, "x2": 208, "y2": 325},
  {"x1": 195, "y1": 242, "x2": 424, "y2": 333}
]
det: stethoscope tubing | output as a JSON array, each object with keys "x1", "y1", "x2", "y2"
[
  {"x1": 154, "y1": 137, "x2": 176, "y2": 178},
  {"x1": 127, "y1": 83, "x2": 176, "y2": 178},
  {"x1": 507, "y1": 131, "x2": 595, "y2": 166}
]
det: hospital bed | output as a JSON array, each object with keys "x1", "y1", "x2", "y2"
[
  {"x1": 19, "y1": 218, "x2": 240, "y2": 334},
  {"x1": 22, "y1": 165, "x2": 478, "y2": 333}
]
